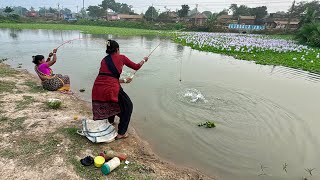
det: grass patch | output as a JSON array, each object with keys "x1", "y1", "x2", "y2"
[
  {"x1": 46, "y1": 99, "x2": 62, "y2": 109},
  {"x1": 14, "y1": 134, "x2": 60, "y2": 166},
  {"x1": 16, "y1": 96, "x2": 35, "y2": 110},
  {"x1": 114, "y1": 161, "x2": 154, "y2": 180},
  {"x1": 0, "y1": 149, "x2": 18, "y2": 159},
  {"x1": 59, "y1": 127, "x2": 155, "y2": 180},
  {"x1": 0, "y1": 80, "x2": 16, "y2": 93},
  {"x1": 60, "y1": 127, "x2": 103, "y2": 180},
  {"x1": 0, "y1": 116, "x2": 9, "y2": 122},
  {"x1": 22, "y1": 80, "x2": 46, "y2": 93},
  {"x1": 0, "y1": 63, "x2": 17, "y2": 77},
  {"x1": 0, "y1": 23, "x2": 174, "y2": 36},
  {"x1": 6, "y1": 116, "x2": 27, "y2": 132}
]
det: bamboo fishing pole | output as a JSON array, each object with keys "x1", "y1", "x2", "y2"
[{"x1": 130, "y1": 42, "x2": 161, "y2": 78}]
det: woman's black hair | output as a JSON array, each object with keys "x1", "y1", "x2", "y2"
[
  {"x1": 106, "y1": 40, "x2": 119, "y2": 54},
  {"x1": 32, "y1": 55, "x2": 45, "y2": 65}
]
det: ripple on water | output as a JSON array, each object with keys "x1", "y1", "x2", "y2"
[{"x1": 156, "y1": 82, "x2": 313, "y2": 179}]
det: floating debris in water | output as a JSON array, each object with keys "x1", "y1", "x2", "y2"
[
  {"x1": 198, "y1": 121, "x2": 215, "y2": 128},
  {"x1": 79, "y1": 88, "x2": 85, "y2": 92}
]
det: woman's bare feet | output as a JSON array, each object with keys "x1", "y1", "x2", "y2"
[{"x1": 115, "y1": 133, "x2": 128, "y2": 140}]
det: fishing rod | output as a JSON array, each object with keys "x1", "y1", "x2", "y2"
[{"x1": 130, "y1": 42, "x2": 162, "y2": 78}]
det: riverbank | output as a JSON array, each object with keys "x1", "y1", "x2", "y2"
[
  {"x1": 0, "y1": 23, "x2": 173, "y2": 36},
  {"x1": 0, "y1": 62, "x2": 214, "y2": 180},
  {"x1": 1, "y1": 22, "x2": 320, "y2": 75}
]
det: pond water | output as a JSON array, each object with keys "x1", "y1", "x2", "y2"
[{"x1": 1, "y1": 29, "x2": 320, "y2": 180}]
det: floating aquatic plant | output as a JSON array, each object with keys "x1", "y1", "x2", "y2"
[{"x1": 198, "y1": 121, "x2": 216, "y2": 128}]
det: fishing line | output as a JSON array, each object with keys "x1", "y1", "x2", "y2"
[
  {"x1": 130, "y1": 41, "x2": 162, "y2": 78},
  {"x1": 55, "y1": 37, "x2": 108, "y2": 49},
  {"x1": 179, "y1": 56, "x2": 183, "y2": 82}
]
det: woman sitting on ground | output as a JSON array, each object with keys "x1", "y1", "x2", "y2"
[{"x1": 32, "y1": 48, "x2": 71, "y2": 93}]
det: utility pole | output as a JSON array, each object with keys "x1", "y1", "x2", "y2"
[
  {"x1": 83, "y1": 0, "x2": 84, "y2": 10},
  {"x1": 58, "y1": 3, "x2": 60, "y2": 20},
  {"x1": 76, "y1": 5, "x2": 78, "y2": 13},
  {"x1": 44, "y1": 6, "x2": 46, "y2": 17},
  {"x1": 286, "y1": 0, "x2": 295, "y2": 32},
  {"x1": 194, "y1": 4, "x2": 198, "y2": 26},
  {"x1": 152, "y1": 4, "x2": 154, "y2": 21},
  {"x1": 196, "y1": 4, "x2": 198, "y2": 14}
]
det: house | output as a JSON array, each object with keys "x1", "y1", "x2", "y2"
[
  {"x1": 265, "y1": 18, "x2": 300, "y2": 30},
  {"x1": 217, "y1": 15, "x2": 236, "y2": 26},
  {"x1": 190, "y1": 13, "x2": 208, "y2": 26},
  {"x1": 167, "y1": 11, "x2": 178, "y2": 22},
  {"x1": 238, "y1": 16, "x2": 255, "y2": 25},
  {"x1": 274, "y1": 20, "x2": 299, "y2": 29},
  {"x1": 64, "y1": 13, "x2": 77, "y2": 21},
  {"x1": 26, "y1": 11, "x2": 37, "y2": 17},
  {"x1": 118, "y1": 14, "x2": 143, "y2": 21}
]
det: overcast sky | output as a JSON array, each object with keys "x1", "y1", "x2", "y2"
[{"x1": 0, "y1": 0, "x2": 314, "y2": 13}]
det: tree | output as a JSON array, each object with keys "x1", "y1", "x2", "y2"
[
  {"x1": 229, "y1": 4, "x2": 250, "y2": 16},
  {"x1": 291, "y1": 1, "x2": 320, "y2": 18},
  {"x1": 301, "y1": 7, "x2": 317, "y2": 25},
  {"x1": 158, "y1": 12, "x2": 170, "y2": 22},
  {"x1": 100, "y1": 0, "x2": 117, "y2": 11},
  {"x1": 178, "y1": 5, "x2": 189, "y2": 18},
  {"x1": 217, "y1": 9, "x2": 228, "y2": 16},
  {"x1": 145, "y1": 6, "x2": 158, "y2": 21},
  {"x1": 250, "y1": 6, "x2": 268, "y2": 25},
  {"x1": 48, "y1": 7, "x2": 57, "y2": 13},
  {"x1": 87, "y1": 6, "x2": 105, "y2": 18},
  {"x1": 4, "y1": 6, "x2": 14, "y2": 14},
  {"x1": 62, "y1": 8, "x2": 72, "y2": 14},
  {"x1": 119, "y1": 3, "x2": 133, "y2": 14},
  {"x1": 202, "y1": 11, "x2": 212, "y2": 18},
  {"x1": 100, "y1": 0, "x2": 134, "y2": 14},
  {"x1": 30, "y1": 7, "x2": 35, "y2": 12},
  {"x1": 13, "y1": 6, "x2": 28, "y2": 16}
]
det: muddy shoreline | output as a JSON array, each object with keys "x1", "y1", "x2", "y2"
[{"x1": 0, "y1": 63, "x2": 215, "y2": 180}]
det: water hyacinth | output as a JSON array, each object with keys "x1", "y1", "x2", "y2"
[{"x1": 174, "y1": 32, "x2": 320, "y2": 74}]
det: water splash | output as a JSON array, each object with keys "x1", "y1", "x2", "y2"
[{"x1": 182, "y1": 88, "x2": 208, "y2": 103}]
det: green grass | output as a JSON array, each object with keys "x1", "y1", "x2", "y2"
[
  {"x1": 7, "y1": 116, "x2": 27, "y2": 131},
  {"x1": 0, "y1": 80, "x2": 16, "y2": 93},
  {"x1": 22, "y1": 80, "x2": 46, "y2": 93},
  {"x1": 46, "y1": 100, "x2": 62, "y2": 109},
  {"x1": 16, "y1": 96, "x2": 35, "y2": 110},
  {"x1": 0, "y1": 63, "x2": 17, "y2": 77},
  {"x1": 0, "y1": 23, "x2": 174, "y2": 36},
  {"x1": 0, "y1": 149, "x2": 18, "y2": 159},
  {"x1": 60, "y1": 127, "x2": 103, "y2": 180},
  {"x1": 0, "y1": 116, "x2": 9, "y2": 122}
]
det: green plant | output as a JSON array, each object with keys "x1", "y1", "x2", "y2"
[
  {"x1": 198, "y1": 121, "x2": 216, "y2": 128},
  {"x1": 296, "y1": 23, "x2": 320, "y2": 47},
  {"x1": 46, "y1": 99, "x2": 62, "y2": 109},
  {"x1": 22, "y1": 81, "x2": 46, "y2": 93},
  {"x1": 16, "y1": 96, "x2": 35, "y2": 110}
]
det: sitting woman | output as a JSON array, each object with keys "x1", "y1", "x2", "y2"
[{"x1": 33, "y1": 48, "x2": 71, "y2": 93}]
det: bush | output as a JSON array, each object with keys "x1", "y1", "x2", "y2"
[
  {"x1": 296, "y1": 23, "x2": 320, "y2": 47},
  {"x1": 46, "y1": 99, "x2": 62, "y2": 109}
]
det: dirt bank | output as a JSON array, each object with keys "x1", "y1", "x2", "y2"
[{"x1": 0, "y1": 63, "x2": 216, "y2": 180}]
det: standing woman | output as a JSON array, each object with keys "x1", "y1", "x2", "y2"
[{"x1": 92, "y1": 40, "x2": 148, "y2": 139}]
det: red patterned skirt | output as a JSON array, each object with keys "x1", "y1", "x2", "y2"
[{"x1": 92, "y1": 101, "x2": 121, "y2": 120}]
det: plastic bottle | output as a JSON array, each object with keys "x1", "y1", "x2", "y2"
[
  {"x1": 101, "y1": 157, "x2": 121, "y2": 175},
  {"x1": 105, "y1": 150, "x2": 127, "y2": 161}
]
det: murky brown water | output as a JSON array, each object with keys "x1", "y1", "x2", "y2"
[{"x1": 1, "y1": 29, "x2": 320, "y2": 180}]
